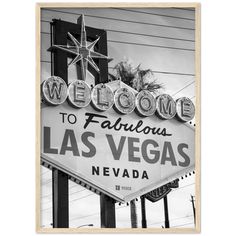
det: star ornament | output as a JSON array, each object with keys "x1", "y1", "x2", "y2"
[{"x1": 53, "y1": 15, "x2": 112, "y2": 81}]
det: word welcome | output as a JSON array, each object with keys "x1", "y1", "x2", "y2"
[{"x1": 41, "y1": 76, "x2": 195, "y2": 122}]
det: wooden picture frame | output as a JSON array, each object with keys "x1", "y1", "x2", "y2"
[{"x1": 36, "y1": 2, "x2": 200, "y2": 233}]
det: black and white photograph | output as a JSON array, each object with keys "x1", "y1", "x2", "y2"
[{"x1": 37, "y1": 3, "x2": 200, "y2": 233}]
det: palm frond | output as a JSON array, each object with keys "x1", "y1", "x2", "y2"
[
  {"x1": 109, "y1": 60, "x2": 163, "y2": 93},
  {"x1": 108, "y1": 72, "x2": 117, "y2": 82}
]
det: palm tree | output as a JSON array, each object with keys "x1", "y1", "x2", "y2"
[{"x1": 109, "y1": 60, "x2": 163, "y2": 95}]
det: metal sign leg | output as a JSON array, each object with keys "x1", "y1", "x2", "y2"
[
  {"x1": 100, "y1": 193, "x2": 116, "y2": 228},
  {"x1": 163, "y1": 195, "x2": 170, "y2": 228},
  {"x1": 141, "y1": 196, "x2": 147, "y2": 228},
  {"x1": 52, "y1": 169, "x2": 69, "y2": 228}
]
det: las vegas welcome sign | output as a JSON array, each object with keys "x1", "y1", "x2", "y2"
[{"x1": 41, "y1": 77, "x2": 195, "y2": 202}]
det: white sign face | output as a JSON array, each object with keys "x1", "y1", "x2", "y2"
[{"x1": 41, "y1": 102, "x2": 195, "y2": 202}]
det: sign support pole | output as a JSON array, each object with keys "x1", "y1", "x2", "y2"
[
  {"x1": 100, "y1": 193, "x2": 116, "y2": 228},
  {"x1": 52, "y1": 169, "x2": 69, "y2": 227},
  {"x1": 190, "y1": 195, "x2": 196, "y2": 225},
  {"x1": 130, "y1": 200, "x2": 138, "y2": 228},
  {"x1": 51, "y1": 20, "x2": 69, "y2": 228},
  {"x1": 163, "y1": 195, "x2": 170, "y2": 228},
  {"x1": 141, "y1": 196, "x2": 147, "y2": 228}
]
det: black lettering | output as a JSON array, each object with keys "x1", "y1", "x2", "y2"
[
  {"x1": 112, "y1": 118, "x2": 122, "y2": 131},
  {"x1": 92, "y1": 166, "x2": 99, "y2": 175},
  {"x1": 67, "y1": 114, "x2": 77, "y2": 124},
  {"x1": 84, "y1": 113, "x2": 107, "y2": 129},
  {"x1": 43, "y1": 127, "x2": 58, "y2": 154},
  {"x1": 142, "y1": 126, "x2": 151, "y2": 134},
  {"x1": 103, "y1": 167, "x2": 109, "y2": 176},
  {"x1": 178, "y1": 143, "x2": 190, "y2": 167},
  {"x1": 106, "y1": 134, "x2": 126, "y2": 160},
  {"x1": 160, "y1": 128, "x2": 171, "y2": 136},
  {"x1": 128, "y1": 137, "x2": 140, "y2": 162},
  {"x1": 106, "y1": 118, "x2": 172, "y2": 137},
  {"x1": 135, "y1": 120, "x2": 144, "y2": 132},
  {"x1": 120, "y1": 123, "x2": 135, "y2": 132},
  {"x1": 133, "y1": 170, "x2": 139, "y2": 178},
  {"x1": 141, "y1": 139, "x2": 160, "y2": 164},
  {"x1": 122, "y1": 169, "x2": 130, "y2": 178},
  {"x1": 59, "y1": 112, "x2": 67, "y2": 123},
  {"x1": 113, "y1": 168, "x2": 120, "y2": 177},
  {"x1": 142, "y1": 171, "x2": 149, "y2": 179},
  {"x1": 60, "y1": 129, "x2": 80, "y2": 156},
  {"x1": 161, "y1": 142, "x2": 177, "y2": 166},
  {"x1": 81, "y1": 132, "x2": 96, "y2": 158},
  {"x1": 101, "y1": 120, "x2": 112, "y2": 129}
]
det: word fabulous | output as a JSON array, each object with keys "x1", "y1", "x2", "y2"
[{"x1": 41, "y1": 76, "x2": 195, "y2": 122}]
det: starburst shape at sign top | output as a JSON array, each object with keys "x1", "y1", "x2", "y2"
[{"x1": 53, "y1": 15, "x2": 111, "y2": 81}]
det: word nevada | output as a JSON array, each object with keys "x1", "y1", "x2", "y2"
[{"x1": 41, "y1": 76, "x2": 195, "y2": 122}]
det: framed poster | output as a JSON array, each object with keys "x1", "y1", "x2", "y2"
[{"x1": 36, "y1": 2, "x2": 200, "y2": 233}]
